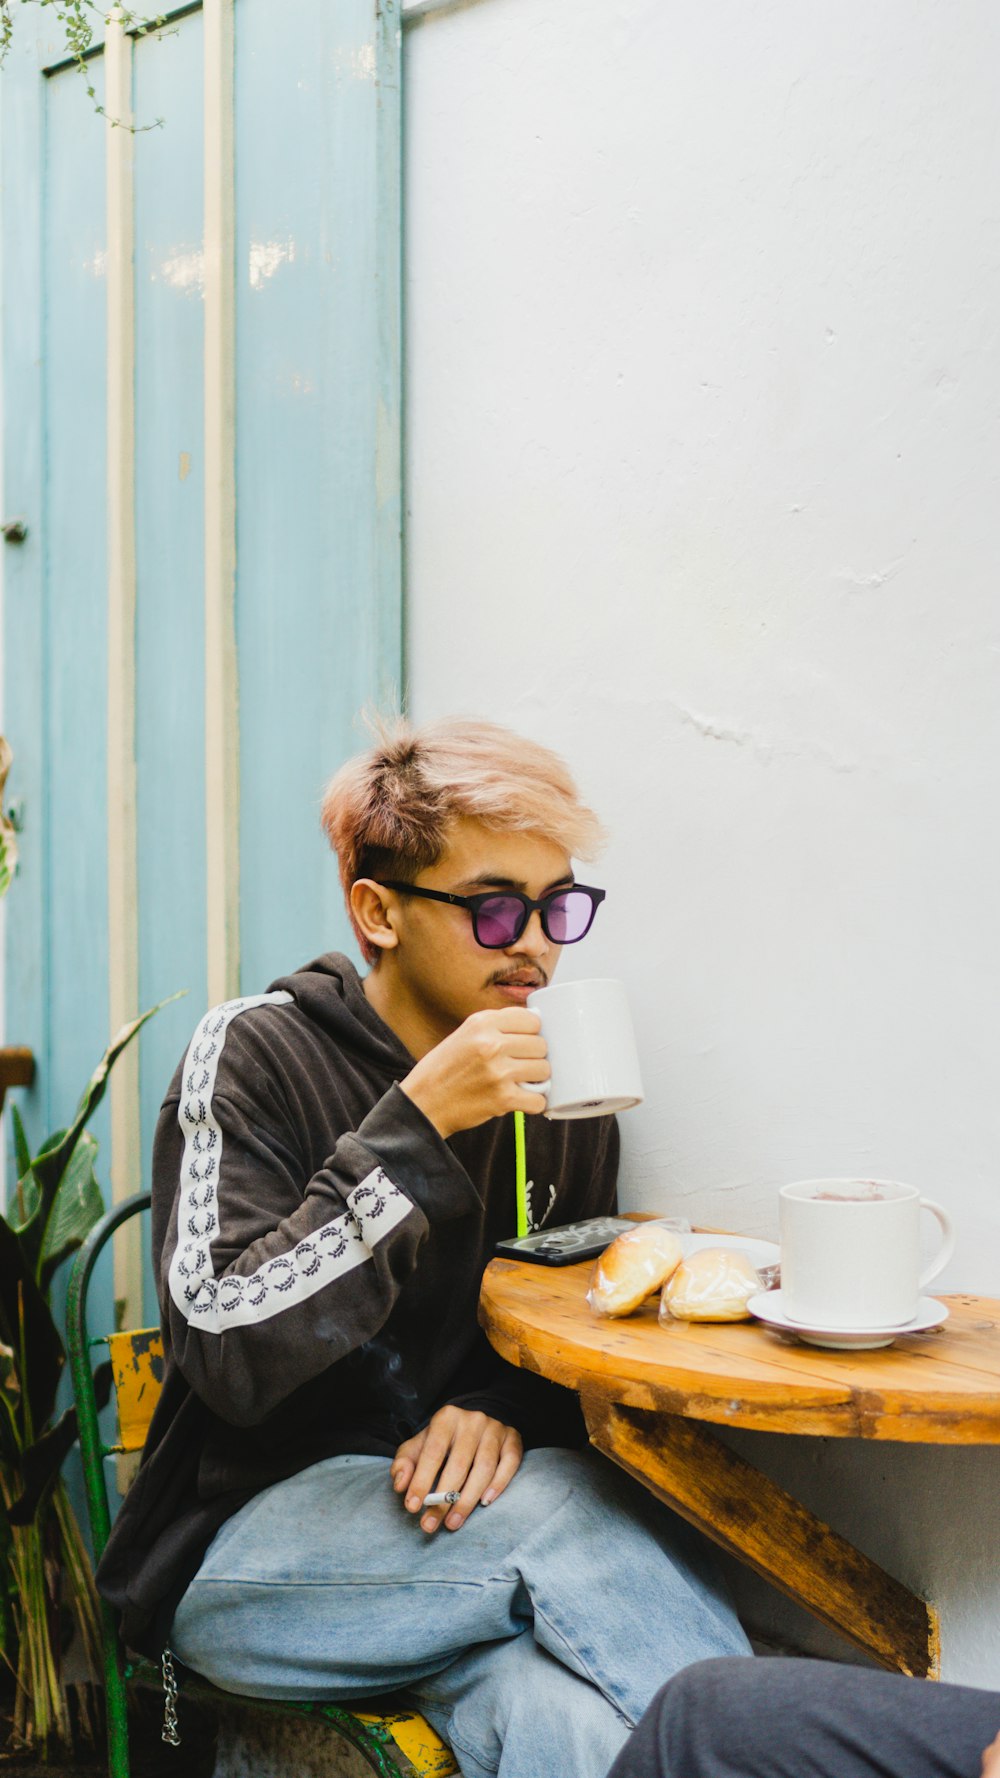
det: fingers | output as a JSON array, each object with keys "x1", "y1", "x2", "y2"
[
  {"x1": 481, "y1": 1026, "x2": 549, "y2": 1081},
  {"x1": 390, "y1": 1453, "x2": 416, "y2": 1495},
  {"x1": 502, "y1": 1041, "x2": 550, "y2": 1102},
  {"x1": 396, "y1": 1409, "x2": 523, "y2": 1534},
  {"x1": 406, "y1": 1413, "x2": 480, "y2": 1529},
  {"x1": 390, "y1": 1428, "x2": 426, "y2": 1497},
  {"x1": 490, "y1": 1009, "x2": 542, "y2": 1034},
  {"x1": 513, "y1": 1084, "x2": 550, "y2": 1116},
  {"x1": 447, "y1": 1425, "x2": 522, "y2": 1527},
  {"x1": 505, "y1": 1054, "x2": 549, "y2": 1080},
  {"x1": 399, "y1": 1008, "x2": 549, "y2": 1139},
  {"x1": 499, "y1": 1050, "x2": 551, "y2": 1117},
  {"x1": 484, "y1": 1426, "x2": 523, "y2": 1504},
  {"x1": 430, "y1": 1420, "x2": 505, "y2": 1531},
  {"x1": 503, "y1": 1035, "x2": 548, "y2": 1058}
]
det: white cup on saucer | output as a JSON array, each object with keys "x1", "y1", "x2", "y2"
[
  {"x1": 779, "y1": 1178, "x2": 955, "y2": 1330},
  {"x1": 525, "y1": 979, "x2": 644, "y2": 1120}
]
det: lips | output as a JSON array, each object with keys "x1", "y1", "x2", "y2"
[{"x1": 492, "y1": 971, "x2": 545, "y2": 991}]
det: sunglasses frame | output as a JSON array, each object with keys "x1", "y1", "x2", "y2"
[{"x1": 377, "y1": 880, "x2": 606, "y2": 949}]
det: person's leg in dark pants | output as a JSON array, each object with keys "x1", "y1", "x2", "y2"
[{"x1": 607, "y1": 1656, "x2": 1000, "y2": 1778}]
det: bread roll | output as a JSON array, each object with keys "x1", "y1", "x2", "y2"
[
  {"x1": 660, "y1": 1248, "x2": 760, "y2": 1322},
  {"x1": 588, "y1": 1224, "x2": 684, "y2": 1318}
]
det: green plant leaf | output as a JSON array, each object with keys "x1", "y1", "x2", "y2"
[
  {"x1": 7, "y1": 1107, "x2": 39, "y2": 1233},
  {"x1": 6, "y1": 1364, "x2": 112, "y2": 1524},
  {"x1": 33, "y1": 994, "x2": 183, "y2": 1195},
  {"x1": 0, "y1": 1215, "x2": 64, "y2": 1444},
  {"x1": 0, "y1": 1344, "x2": 20, "y2": 1465},
  {"x1": 0, "y1": 1396, "x2": 20, "y2": 1467},
  {"x1": 19, "y1": 991, "x2": 183, "y2": 1280},
  {"x1": 8, "y1": 1167, "x2": 39, "y2": 1232},
  {"x1": 38, "y1": 1130, "x2": 104, "y2": 1292},
  {"x1": 10, "y1": 1103, "x2": 32, "y2": 1184},
  {"x1": 7, "y1": 1133, "x2": 62, "y2": 1242}
]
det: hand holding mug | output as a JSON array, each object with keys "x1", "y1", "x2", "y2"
[{"x1": 400, "y1": 1009, "x2": 551, "y2": 1140}]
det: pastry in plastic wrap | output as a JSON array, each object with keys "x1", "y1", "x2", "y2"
[
  {"x1": 660, "y1": 1247, "x2": 761, "y2": 1322},
  {"x1": 588, "y1": 1224, "x2": 684, "y2": 1318}
]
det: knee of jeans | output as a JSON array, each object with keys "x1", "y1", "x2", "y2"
[
  {"x1": 519, "y1": 1445, "x2": 608, "y2": 1495},
  {"x1": 504, "y1": 1447, "x2": 603, "y2": 1520},
  {"x1": 517, "y1": 1444, "x2": 667, "y2": 1526},
  {"x1": 168, "y1": 1591, "x2": 211, "y2": 1674}
]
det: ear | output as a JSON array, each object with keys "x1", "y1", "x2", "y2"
[{"x1": 351, "y1": 878, "x2": 400, "y2": 955}]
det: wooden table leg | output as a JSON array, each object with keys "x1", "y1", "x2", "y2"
[{"x1": 583, "y1": 1396, "x2": 939, "y2": 1679}]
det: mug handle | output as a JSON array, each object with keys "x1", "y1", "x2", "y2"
[{"x1": 918, "y1": 1198, "x2": 956, "y2": 1290}]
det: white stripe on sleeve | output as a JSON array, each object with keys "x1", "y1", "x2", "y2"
[{"x1": 167, "y1": 994, "x2": 413, "y2": 1333}]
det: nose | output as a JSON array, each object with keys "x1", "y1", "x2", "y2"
[{"x1": 510, "y1": 909, "x2": 550, "y2": 958}]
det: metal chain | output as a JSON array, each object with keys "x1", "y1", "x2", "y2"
[{"x1": 161, "y1": 1646, "x2": 181, "y2": 1747}]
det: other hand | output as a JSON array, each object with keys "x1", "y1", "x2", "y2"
[
  {"x1": 981, "y1": 1730, "x2": 1000, "y2": 1777},
  {"x1": 390, "y1": 1405, "x2": 523, "y2": 1534},
  {"x1": 399, "y1": 1008, "x2": 549, "y2": 1139}
]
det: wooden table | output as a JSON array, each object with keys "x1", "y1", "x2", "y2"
[{"x1": 480, "y1": 1256, "x2": 1000, "y2": 1680}]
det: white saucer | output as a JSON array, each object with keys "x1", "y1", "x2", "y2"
[
  {"x1": 677, "y1": 1232, "x2": 781, "y2": 1271},
  {"x1": 746, "y1": 1290, "x2": 949, "y2": 1350}
]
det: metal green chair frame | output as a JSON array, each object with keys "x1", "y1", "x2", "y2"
[{"x1": 66, "y1": 1192, "x2": 457, "y2": 1778}]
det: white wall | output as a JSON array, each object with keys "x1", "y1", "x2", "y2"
[{"x1": 403, "y1": 0, "x2": 1000, "y2": 1682}]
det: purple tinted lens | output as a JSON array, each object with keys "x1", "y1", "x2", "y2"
[
  {"x1": 474, "y1": 896, "x2": 525, "y2": 947},
  {"x1": 544, "y1": 890, "x2": 593, "y2": 943}
]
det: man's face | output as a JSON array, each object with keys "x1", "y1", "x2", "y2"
[{"x1": 386, "y1": 818, "x2": 574, "y2": 1037}]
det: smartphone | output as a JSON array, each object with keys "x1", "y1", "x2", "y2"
[{"x1": 495, "y1": 1216, "x2": 645, "y2": 1267}]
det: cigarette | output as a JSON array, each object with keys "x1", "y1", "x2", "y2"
[{"x1": 422, "y1": 1490, "x2": 460, "y2": 1507}]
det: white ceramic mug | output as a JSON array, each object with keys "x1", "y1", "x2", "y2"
[
  {"x1": 779, "y1": 1178, "x2": 955, "y2": 1329},
  {"x1": 524, "y1": 979, "x2": 644, "y2": 1120}
]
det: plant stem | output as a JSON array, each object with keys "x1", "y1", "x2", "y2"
[
  {"x1": 0, "y1": 1465, "x2": 86, "y2": 1756},
  {"x1": 53, "y1": 1478, "x2": 103, "y2": 1742}
]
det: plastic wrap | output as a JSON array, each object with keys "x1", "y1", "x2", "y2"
[
  {"x1": 659, "y1": 1247, "x2": 761, "y2": 1323},
  {"x1": 587, "y1": 1224, "x2": 684, "y2": 1318}
]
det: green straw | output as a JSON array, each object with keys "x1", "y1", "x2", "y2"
[{"x1": 514, "y1": 1110, "x2": 528, "y2": 1237}]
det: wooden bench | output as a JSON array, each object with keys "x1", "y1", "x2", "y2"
[{"x1": 67, "y1": 1193, "x2": 459, "y2": 1778}]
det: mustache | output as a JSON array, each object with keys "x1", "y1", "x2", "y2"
[{"x1": 489, "y1": 963, "x2": 549, "y2": 988}]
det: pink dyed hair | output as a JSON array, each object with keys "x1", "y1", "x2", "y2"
[{"x1": 321, "y1": 715, "x2": 606, "y2": 963}]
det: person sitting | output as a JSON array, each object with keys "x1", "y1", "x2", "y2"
[
  {"x1": 606, "y1": 1654, "x2": 1000, "y2": 1778},
  {"x1": 97, "y1": 715, "x2": 750, "y2": 1778}
]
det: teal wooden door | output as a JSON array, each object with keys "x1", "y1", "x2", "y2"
[{"x1": 2, "y1": 0, "x2": 401, "y2": 1320}]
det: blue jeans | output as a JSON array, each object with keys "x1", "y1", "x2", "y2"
[{"x1": 171, "y1": 1447, "x2": 751, "y2": 1778}]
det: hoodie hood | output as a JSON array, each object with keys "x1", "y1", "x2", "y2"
[{"x1": 269, "y1": 951, "x2": 413, "y2": 1078}]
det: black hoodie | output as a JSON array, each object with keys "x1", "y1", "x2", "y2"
[{"x1": 97, "y1": 953, "x2": 618, "y2": 1657}]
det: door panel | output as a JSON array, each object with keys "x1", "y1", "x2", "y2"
[
  {"x1": 2, "y1": 3, "x2": 402, "y2": 1312},
  {"x1": 235, "y1": 0, "x2": 402, "y2": 989},
  {"x1": 133, "y1": 14, "x2": 209, "y2": 1189},
  {"x1": 41, "y1": 55, "x2": 111, "y2": 1169}
]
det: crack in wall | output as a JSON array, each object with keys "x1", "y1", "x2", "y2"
[{"x1": 668, "y1": 699, "x2": 859, "y2": 775}]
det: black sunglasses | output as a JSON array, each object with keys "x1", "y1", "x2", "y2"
[{"x1": 378, "y1": 880, "x2": 606, "y2": 949}]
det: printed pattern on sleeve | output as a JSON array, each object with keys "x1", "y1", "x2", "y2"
[{"x1": 167, "y1": 994, "x2": 413, "y2": 1333}]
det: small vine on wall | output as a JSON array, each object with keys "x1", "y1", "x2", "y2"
[{"x1": 0, "y1": 2, "x2": 168, "y2": 125}]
